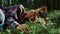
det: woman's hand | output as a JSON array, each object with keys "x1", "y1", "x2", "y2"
[{"x1": 16, "y1": 24, "x2": 29, "y2": 33}]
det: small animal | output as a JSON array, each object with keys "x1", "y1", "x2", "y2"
[
  {"x1": 26, "y1": 6, "x2": 48, "y2": 26},
  {"x1": 35, "y1": 6, "x2": 47, "y2": 18},
  {"x1": 35, "y1": 6, "x2": 49, "y2": 26}
]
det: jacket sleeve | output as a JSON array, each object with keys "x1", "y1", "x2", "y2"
[
  {"x1": 0, "y1": 9, "x2": 5, "y2": 27},
  {"x1": 6, "y1": 17, "x2": 19, "y2": 28}
]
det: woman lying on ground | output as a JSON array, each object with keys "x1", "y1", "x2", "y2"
[{"x1": 0, "y1": 4, "x2": 29, "y2": 33}]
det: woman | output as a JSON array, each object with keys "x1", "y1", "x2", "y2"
[{"x1": 0, "y1": 5, "x2": 29, "y2": 33}]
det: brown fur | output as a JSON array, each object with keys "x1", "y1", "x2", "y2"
[
  {"x1": 36, "y1": 6, "x2": 48, "y2": 26},
  {"x1": 35, "y1": 6, "x2": 47, "y2": 18},
  {"x1": 26, "y1": 6, "x2": 48, "y2": 21},
  {"x1": 26, "y1": 9, "x2": 36, "y2": 21}
]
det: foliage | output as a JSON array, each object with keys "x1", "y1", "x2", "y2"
[{"x1": 1, "y1": 0, "x2": 60, "y2": 10}]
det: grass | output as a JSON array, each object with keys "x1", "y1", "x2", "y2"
[{"x1": 0, "y1": 10, "x2": 60, "y2": 34}]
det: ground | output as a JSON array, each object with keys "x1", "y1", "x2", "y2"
[{"x1": 0, "y1": 10, "x2": 60, "y2": 34}]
